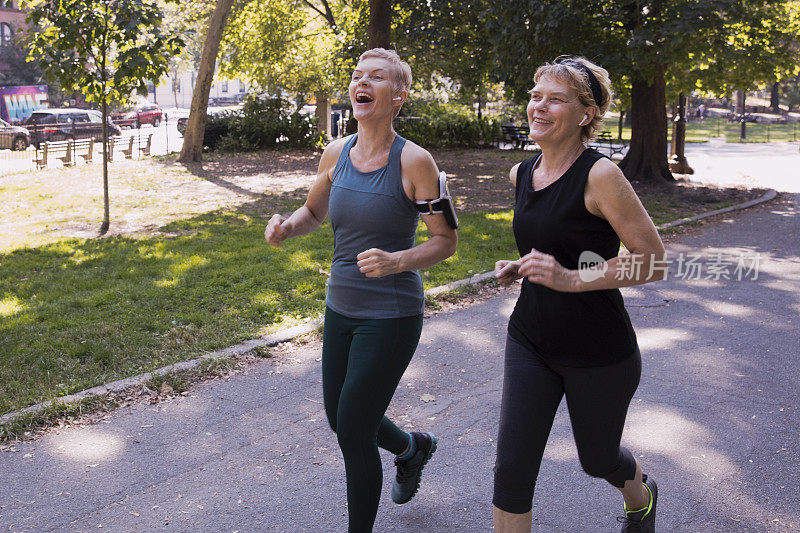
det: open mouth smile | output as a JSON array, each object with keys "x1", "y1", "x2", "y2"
[{"x1": 355, "y1": 91, "x2": 374, "y2": 104}]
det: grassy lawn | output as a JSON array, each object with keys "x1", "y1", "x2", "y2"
[
  {"x1": 0, "y1": 150, "x2": 765, "y2": 417},
  {"x1": 604, "y1": 112, "x2": 800, "y2": 143},
  {"x1": 0, "y1": 206, "x2": 516, "y2": 416}
]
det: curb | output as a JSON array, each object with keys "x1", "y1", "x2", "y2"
[
  {"x1": 0, "y1": 188, "x2": 778, "y2": 426},
  {"x1": 656, "y1": 189, "x2": 777, "y2": 230}
]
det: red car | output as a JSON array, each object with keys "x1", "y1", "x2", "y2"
[{"x1": 112, "y1": 104, "x2": 163, "y2": 129}]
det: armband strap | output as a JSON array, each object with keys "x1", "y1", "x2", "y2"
[{"x1": 415, "y1": 171, "x2": 459, "y2": 229}]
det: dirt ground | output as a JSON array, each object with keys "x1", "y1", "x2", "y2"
[{"x1": 0, "y1": 147, "x2": 767, "y2": 251}]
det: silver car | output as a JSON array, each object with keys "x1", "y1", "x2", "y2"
[{"x1": 0, "y1": 118, "x2": 31, "y2": 151}]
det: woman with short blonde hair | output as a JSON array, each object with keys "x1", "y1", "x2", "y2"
[{"x1": 266, "y1": 48, "x2": 457, "y2": 532}]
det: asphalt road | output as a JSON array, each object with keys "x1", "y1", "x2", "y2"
[{"x1": 1, "y1": 186, "x2": 799, "y2": 532}]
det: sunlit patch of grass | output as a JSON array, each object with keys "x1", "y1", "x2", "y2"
[
  {"x1": 0, "y1": 296, "x2": 25, "y2": 318},
  {"x1": 0, "y1": 181, "x2": 757, "y2": 416}
]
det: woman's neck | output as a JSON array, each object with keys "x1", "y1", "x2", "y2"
[
  {"x1": 355, "y1": 118, "x2": 397, "y2": 157},
  {"x1": 536, "y1": 137, "x2": 586, "y2": 178}
]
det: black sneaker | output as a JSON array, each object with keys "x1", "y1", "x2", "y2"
[
  {"x1": 618, "y1": 474, "x2": 658, "y2": 532},
  {"x1": 391, "y1": 431, "x2": 438, "y2": 504}
]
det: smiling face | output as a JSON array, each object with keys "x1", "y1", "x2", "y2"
[
  {"x1": 349, "y1": 57, "x2": 404, "y2": 123},
  {"x1": 526, "y1": 76, "x2": 590, "y2": 146}
]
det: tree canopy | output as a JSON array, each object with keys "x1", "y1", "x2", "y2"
[
  {"x1": 481, "y1": 0, "x2": 800, "y2": 181},
  {"x1": 219, "y1": 0, "x2": 355, "y2": 106}
]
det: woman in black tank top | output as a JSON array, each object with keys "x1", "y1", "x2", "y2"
[{"x1": 492, "y1": 58, "x2": 666, "y2": 533}]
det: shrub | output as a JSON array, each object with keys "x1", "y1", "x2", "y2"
[
  {"x1": 216, "y1": 96, "x2": 324, "y2": 152},
  {"x1": 202, "y1": 112, "x2": 236, "y2": 151},
  {"x1": 394, "y1": 102, "x2": 501, "y2": 148}
]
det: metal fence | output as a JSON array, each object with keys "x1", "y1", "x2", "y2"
[{"x1": 0, "y1": 116, "x2": 182, "y2": 176}]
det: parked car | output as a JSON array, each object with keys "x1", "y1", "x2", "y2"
[
  {"x1": 111, "y1": 104, "x2": 163, "y2": 128},
  {"x1": 25, "y1": 109, "x2": 122, "y2": 148},
  {"x1": 0, "y1": 119, "x2": 31, "y2": 151}
]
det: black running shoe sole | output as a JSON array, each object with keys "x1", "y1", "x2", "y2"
[{"x1": 393, "y1": 433, "x2": 438, "y2": 504}]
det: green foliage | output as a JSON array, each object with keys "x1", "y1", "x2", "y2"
[
  {"x1": 215, "y1": 96, "x2": 325, "y2": 152},
  {"x1": 484, "y1": 0, "x2": 800, "y2": 103},
  {"x1": 203, "y1": 112, "x2": 236, "y2": 151},
  {"x1": 781, "y1": 74, "x2": 800, "y2": 111},
  {"x1": 394, "y1": 0, "x2": 496, "y2": 102},
  {"x1": 395, "y1": 102, "x2": 501, "y2": 148},
  {"x1": 24, "y1": 0, "x2": 183, "y2": 107},
  {"x1": 220, "y1": 0, "x2": 354, "y2": 105}
]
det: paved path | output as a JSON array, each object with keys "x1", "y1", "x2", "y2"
[
  {"x1": 683, "y1": 141, "x2": 800, "y2": 193},
  {"x1": 2, "y1": 151, "x2": 799, "y2": 532}
]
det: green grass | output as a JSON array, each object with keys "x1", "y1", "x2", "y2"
[
  {"x1": 0, "y1": 209, "x2": 517, "y2": 416},
  {"x1": 0, "y1": 182, "x2": 755, "y2": 417},
  {"x1": 603, "y1": 113, "x2": 799, "y2": 143}
]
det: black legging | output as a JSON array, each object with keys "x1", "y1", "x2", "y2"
[
  {"x1": 493, "y1": 334, "x2": 641, "y2": 514},
  {"x1": 322, "y1": 306, "x2": 424, "y2": 533}
]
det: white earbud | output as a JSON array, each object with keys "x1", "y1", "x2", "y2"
[
  {"x1": 579, "y1": 114, "x2": 589, "y2": 126},
  {"x1": 393, "y1": 96, "x2": 402, "y2": 101}
]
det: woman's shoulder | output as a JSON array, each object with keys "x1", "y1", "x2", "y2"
[
  {"x1": 399, "y1": 138, "x2": 438, "y2": 178},
  {"x1": 510, "y1": 154, "x2": 539, "y2": 186},
  {"x1": 399, "y1": 138, "x2": 435, "y2": 165},
  {"x1": 318, "y1": 135, "x2": 353, "y2": 175},
  {"x1": 324, "y1": 135, "x2": 353, "y2": 158}
]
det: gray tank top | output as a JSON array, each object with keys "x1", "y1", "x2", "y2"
[{"x1": 326, "y1": 133, "x2": 424, "y2": 319}]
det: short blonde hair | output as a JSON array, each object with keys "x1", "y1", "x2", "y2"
[
  {"x1": 532, "y1": 56, "x2": 613, "y2": 143},
  {"x1": 357, "y1": 48, "x2": 412, "y2": 94}
]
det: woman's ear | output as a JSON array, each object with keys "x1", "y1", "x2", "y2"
[{"x1": 581, "y1": 107, "x2": 597, "y2": 126}]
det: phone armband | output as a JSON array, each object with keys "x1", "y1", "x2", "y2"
[{"x1": 415, "y1": 171, "x2": 458, "y2": 229}]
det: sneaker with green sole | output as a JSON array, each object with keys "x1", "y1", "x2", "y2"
[{"x1": 618, "y1": 473, "x2": 658, "y2": 532}]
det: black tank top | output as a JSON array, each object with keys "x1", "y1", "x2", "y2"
[{"x1": 508, "y1": 148, "x2": 638, "y2": 367}]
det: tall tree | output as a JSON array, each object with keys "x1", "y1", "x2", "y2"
[
  {"x1": 485, "y1": 0, "x2": 799, "y2": 183},
  {"x1": 368, "y1": 0, "x2": 391, "y2": 48},
  {"x1": 25, "y1": 0, "x2": 182, "y2": 234},
  {"x1": 178, "y1": 0, "x2": 235, "y2": 163}
]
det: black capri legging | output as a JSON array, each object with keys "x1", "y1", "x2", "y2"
[{"x1": 493, "y1": 334, "x2": 642, "y2": 514}]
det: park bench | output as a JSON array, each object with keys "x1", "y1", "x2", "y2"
[
  {"x1": 108, "y1": 136, "x2": 134, "y2": 162},
  {"x1": 498, "y1": 125, "x2": 536, "y2": 149},
  {"x1": 34, "y1": 138, "x2": 95, "y2": 169},
  {"x1": 591, "y1": 131, "x2": 627, "y2": 158},
  {"x1": 108, "y1": 133, "x2": 153, "y2": 161},
  {"x1": 140, "y1": 133, "x2": 153, "y2": 157}
]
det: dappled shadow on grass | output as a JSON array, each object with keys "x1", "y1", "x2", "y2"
[
  {"x1": 0, "y1": 201, "x2": 331, "y2": 415},
  {"x1": 0, "y1": 192, "x2": 518, "y2": 416}
]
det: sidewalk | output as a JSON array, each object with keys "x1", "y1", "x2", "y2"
[{"x1": 2, "y1": 180, "x2": 799, "y2": 530}]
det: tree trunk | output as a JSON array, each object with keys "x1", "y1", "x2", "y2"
[
  {"x1": 770, "y1": 82, "x2": 780, "y2": 113},
  {"x1": 619, "y1": 65, "x2": 673, "y2": 182},
  {"x1": 669, "y1": 93, "x2": 693, "y2": 175},
  {"x1": 735, "y1": 90, "x2": 746, "y2": 116},
  {"x1": 367, "y1": 0, "x2": 391, "y2": 49},
  {"x1": 316, "y1": 91, "x2": 331, "y2": 139},
  {"x1": 100, "y1": 94, "x2": 110, "y2": 235},
  {"x1": 178, "y1": 0, "x2": 235, "y2": 163},
  {"x1": 617, "y1": 110, "x2": 624, "y2": 140}
]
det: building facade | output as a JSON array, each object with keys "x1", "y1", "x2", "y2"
[
  {"x1": 0, "y1": 0, "x2": 27, "y2": 76},
  {"x1": 144, "y1": 71, "x2": 248, "y2": 109}
]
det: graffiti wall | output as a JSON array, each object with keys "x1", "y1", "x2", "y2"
[{"x1": 0, "y1": 85, "x2": 49, "y2": 124}]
